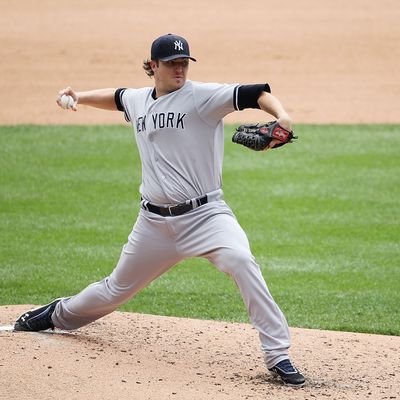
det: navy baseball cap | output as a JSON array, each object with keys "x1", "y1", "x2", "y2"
[{"x1": 151, "y1": 33, "x2": 197, "y2": 62}]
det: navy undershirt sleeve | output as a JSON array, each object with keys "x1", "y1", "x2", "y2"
[
  {"x1": 234, "y1": 83, "x2": 271, "y2": 110},
  {"x1": 115, "y1": 88, "x2": 127, "y2": 111}
]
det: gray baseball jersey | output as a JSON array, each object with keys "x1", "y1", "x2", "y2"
[
  {"x1": 52, "y1": 79, "x2": 291, "y2": 369},
  {"x1": 119, "y1": 80, "x2": 240, "y2": 204}
]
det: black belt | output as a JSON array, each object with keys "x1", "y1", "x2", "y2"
[{"x1": 142, "y1": 195, "x2": 208, "y2": 217}]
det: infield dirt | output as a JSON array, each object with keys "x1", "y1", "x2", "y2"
[{"x1": 0, "y1": 1, "x2": 399, "y2": 399}]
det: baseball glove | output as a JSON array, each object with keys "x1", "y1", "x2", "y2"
[{"x1": 232, "y1": 121, "x2": 297, "y2": 151}]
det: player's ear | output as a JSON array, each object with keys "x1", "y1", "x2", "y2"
[{"x1": 150, "y1": 60, "x2": 159, "y2": 72}]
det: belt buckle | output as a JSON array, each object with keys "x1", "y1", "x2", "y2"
[
  {"x1": 168, "y1": 204, "x2": 181, "y2": 216},
  {"x1": 168, "y1": 202, "x2": 191, "y2": 216},
  {"x1": 167, "y1": 205, "x2": 174, "y2": 216}
]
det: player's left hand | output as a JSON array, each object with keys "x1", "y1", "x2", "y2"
[
  {"x1": 231, "y1": 121, "x2": 298, "y2": 151},
  {"x1": 265, "y1": 138, "x2": 284, "y2": 150},
  {"x1": 265, "y1": 117, "x2": 292, "y2": 149}
]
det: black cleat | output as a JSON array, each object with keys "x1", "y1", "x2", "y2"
[
  {"x1": 14, "y1": 299, "x2": 60, "y2": 332},
  {"x1": 268, "y1": 359, "x2": 305, "y2": 387}
]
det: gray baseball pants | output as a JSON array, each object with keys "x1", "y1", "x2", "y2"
[{"x1": 52, "y1": 195, "x2": 290, "y2": 368}]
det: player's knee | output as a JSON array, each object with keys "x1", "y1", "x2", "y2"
[{"x1": 214, "y1": 248, "x2": 256, "y2": 277}]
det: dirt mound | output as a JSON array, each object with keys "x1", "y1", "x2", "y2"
[{"x1": 1, "y1": 305, "x2": 399, "y2": 400}]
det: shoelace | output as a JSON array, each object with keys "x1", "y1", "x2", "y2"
[{"x1": 276, "y1": 359, "x2": 296, "y2": 373}]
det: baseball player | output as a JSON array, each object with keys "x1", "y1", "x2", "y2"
[{"x1": 14, "y1": 33, "x2": 305, "y2": 387}]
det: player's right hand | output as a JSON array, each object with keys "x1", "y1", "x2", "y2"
[{"x1": 57, "y1": 87, "x2": 78, "y2": 111}]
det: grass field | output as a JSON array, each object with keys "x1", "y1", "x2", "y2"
[{"x1": 1, "y1": 124, "x2": 399, "y2": 335}]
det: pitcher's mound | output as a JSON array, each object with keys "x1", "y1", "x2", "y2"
[{"x1": 1, "y1": 305, "x2": 399, "y2": 400}]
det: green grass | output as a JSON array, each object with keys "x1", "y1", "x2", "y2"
[{"x1": 1, "y1": 124, "x2": 399, "y2": 335}]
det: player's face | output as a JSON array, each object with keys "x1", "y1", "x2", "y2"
[{"x1": 152, "y1": 58, "x2": 189, "y2": 96}]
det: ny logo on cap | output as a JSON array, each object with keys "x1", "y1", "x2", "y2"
[{"x1": 174, "y1": 40, "x2": 184, "y2": 51}]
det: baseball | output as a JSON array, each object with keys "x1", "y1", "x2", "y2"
[{"x1": 60, "y1": 94, "x2": 75, "y2": 109}]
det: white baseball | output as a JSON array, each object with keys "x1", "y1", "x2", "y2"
[{"x1": 60, "y1": 94, "x2": 75, "y2": 109}]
